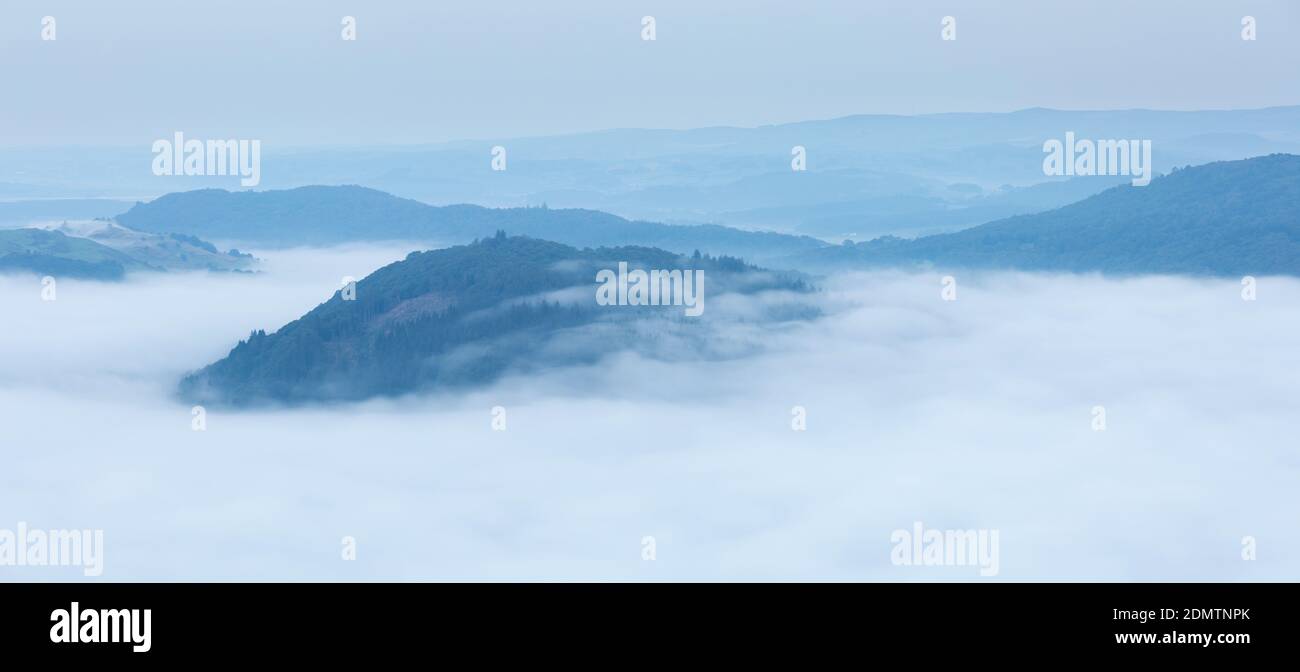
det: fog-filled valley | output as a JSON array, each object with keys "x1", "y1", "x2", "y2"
[{"x1": 3, "y1": 243, "x2": 1297, "y2": 580}]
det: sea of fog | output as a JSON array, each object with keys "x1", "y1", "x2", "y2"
[{"x1": 2, "y1": 243, "x2": 1298, "y2": 580}]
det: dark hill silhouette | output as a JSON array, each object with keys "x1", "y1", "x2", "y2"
[{"x1": 789, "y1": 154, "x2": 1300, "y2": 276}]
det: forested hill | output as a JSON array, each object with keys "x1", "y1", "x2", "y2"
[
  {"x1": 788, "y1": 154, "x2": 1300, "y2": 276},
  {"x1": 179, "y1": 234, "x2": 814, "y2": 405},
  {"x1": 116, "y1": 185, "x2": 828, "y2": 262}
]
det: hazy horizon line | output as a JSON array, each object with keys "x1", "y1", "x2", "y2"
[{"x1": 5, "y1": 103, "x2": 1299, "y2": 153}]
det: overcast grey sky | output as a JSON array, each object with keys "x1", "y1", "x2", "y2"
[{"x1": 3, "y1": 0, "x2": 1297, "y2": 146}]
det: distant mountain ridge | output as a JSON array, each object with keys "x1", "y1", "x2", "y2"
[
  {"x1": 116, "y1": 186, "x2": 830, "y2": 262},
  {"x1": 789, "y1": 154, "x2": 1300, "y2": 276},
  {"x1": 8, "y1": 107, "x2": 1300, "y2": 239}
]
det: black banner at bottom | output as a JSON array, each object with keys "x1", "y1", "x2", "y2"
[{"x1": 0, "y1": 582, "x2": 1287, "y2": 661}]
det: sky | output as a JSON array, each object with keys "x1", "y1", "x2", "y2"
[
  {"x1": 2, "y1": 246, "x2": 1297, "y2": 580},
  {"x1": 2, "y1": 0, "x2": 1298, "y2": 146}
]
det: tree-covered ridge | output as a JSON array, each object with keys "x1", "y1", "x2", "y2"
[
  {"x1": 180, "y1": 234, "x2": 813, "y2": 405},
  {"x1": 792, "y1": 154, "x2": 1300, "y2": 276}
]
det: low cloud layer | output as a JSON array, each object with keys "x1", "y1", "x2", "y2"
[{"x1": 2, "y1": 247, "x2": 1298, "y2": 580}]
